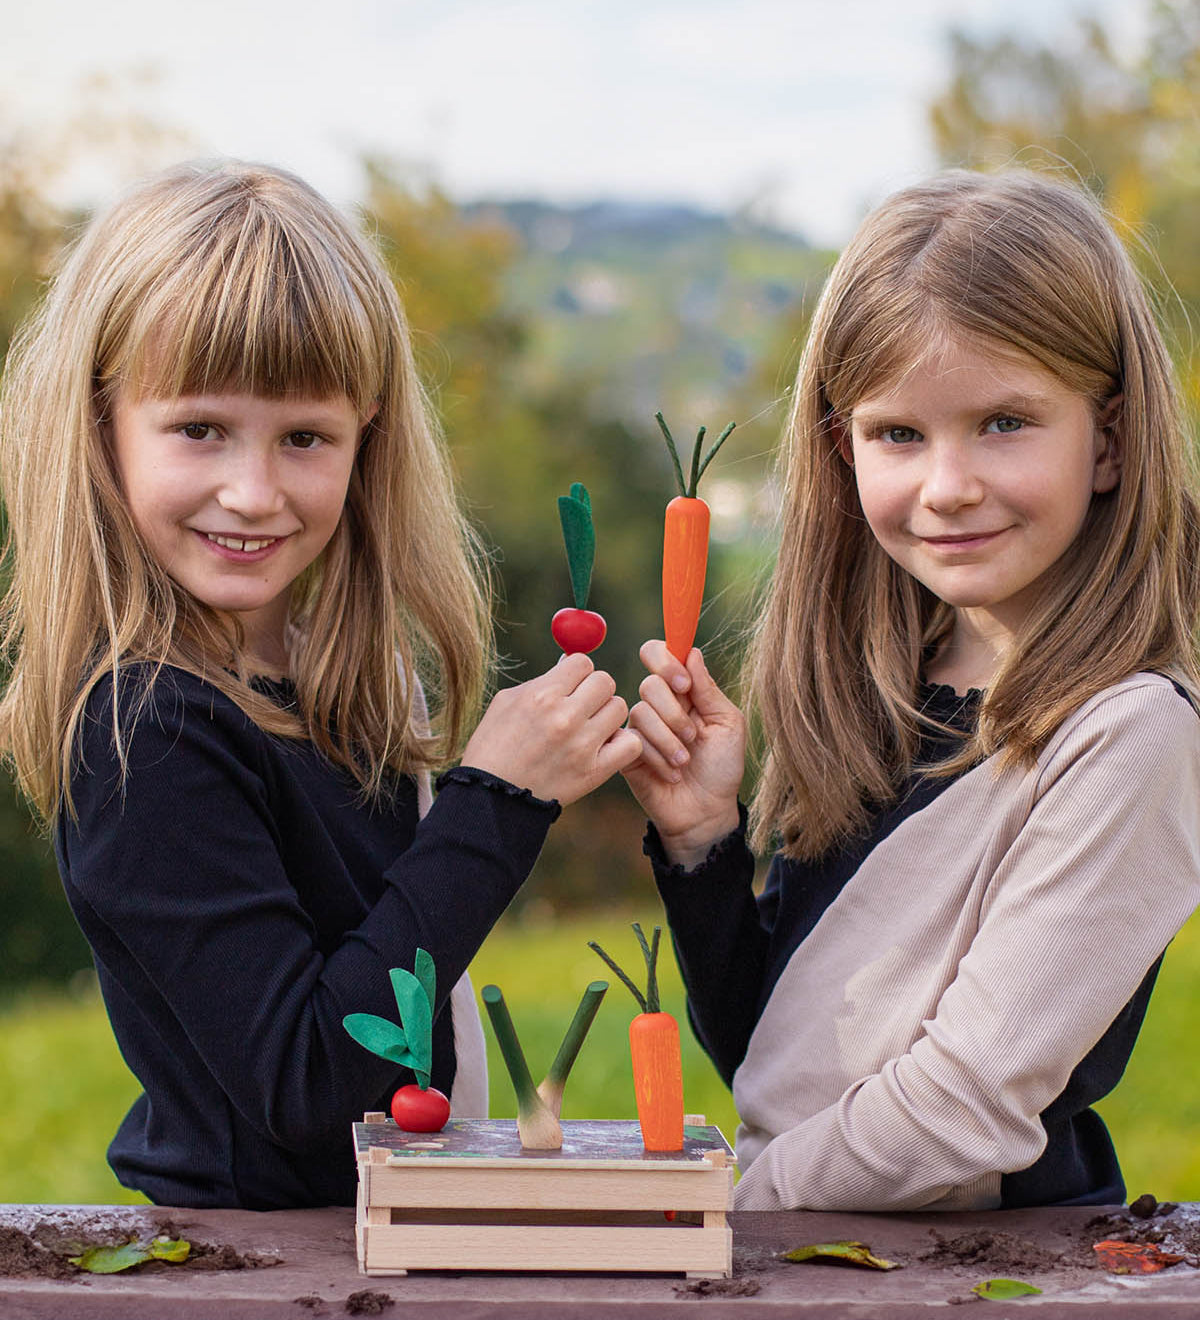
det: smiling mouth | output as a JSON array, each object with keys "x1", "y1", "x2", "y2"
[
  {"x1": 204, "y1": 533, "x2": 281, "y2": 553},
  {"x1": 921, "y1": 530, "x2": 1006, "y2": 546}
]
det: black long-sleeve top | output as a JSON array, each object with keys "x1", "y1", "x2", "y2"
[{"x1": 56, "y1": 665, "x2": 558, "y2": 1210}]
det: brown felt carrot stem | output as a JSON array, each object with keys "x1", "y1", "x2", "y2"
[
  {"x1": 655, "y1": 413, "x2": 736, "y2": 663},
  {"x1": 589, "y1": 924, "x2": 684, "y2": 1151}
]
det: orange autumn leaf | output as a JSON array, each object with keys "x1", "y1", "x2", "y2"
[{"x1": 1092, "y1": 1240, "x2": 1184, "y2": 1274}]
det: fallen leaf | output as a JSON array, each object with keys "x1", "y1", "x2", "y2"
[
  {"x1": 69, "y1": 1236, "x2": 191, "y2": 1274},
  {"x1": 1093, "y1": 1240, "x2": 1183, "y2": 1274},
  {"x1": 781, "y1": 1240, "x2": 900, "y2": 1270},
  {"x1": 972, "y1": 1278, "x2": 1043, "y2": 1300}
]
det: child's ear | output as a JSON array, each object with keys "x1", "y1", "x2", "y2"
[
  {"x1": 827, "y1": 412, "x2": 853, "y2": 466},
  {"x1": 1092, "y1": 393, "x2": 1123, "y2": 494}
]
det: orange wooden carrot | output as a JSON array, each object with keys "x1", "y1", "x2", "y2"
[
  {"x1": 655, "y1": 413, "x2": 736, "y2": 663},
  {"x1": 589, "y1": 923, "x2": 684, "y2": 1151}
]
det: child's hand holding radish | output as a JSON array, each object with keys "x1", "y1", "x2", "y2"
[{"x1": 624, "y1": 642, "x2": 746, "y2": 870}]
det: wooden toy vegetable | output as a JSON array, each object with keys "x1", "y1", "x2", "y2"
[
  {"x1": 552, "y1": 481, "x2": 607, "y2": 654},
  {"x1": 342, "y1": 949, "x2": 451, "y2": 1133},
  {"x1": 655, "y1": 412, "x2": 736, "y2": 663},
  {"x1": 482, "y1": 980, "x2": 608, "y2": 1149},
  {"x1": 589, "y1": 923, "x2": 684, "y2": 1151}
]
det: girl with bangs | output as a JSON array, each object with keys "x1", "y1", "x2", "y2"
[
  {"x1": 0, "y1": 161, "x2": 640, "y2": 1209},
  {"x1": 625, "y1": 170, "x2": 1200, "y2": 1211}
]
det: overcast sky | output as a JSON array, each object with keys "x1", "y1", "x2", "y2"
[{"x1": 1, "y1": 0, "x2": 1139, "y2": 246}]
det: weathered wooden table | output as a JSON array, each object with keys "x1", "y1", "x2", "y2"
[{"x1": 3, "y1": 1201, "x2": 1199, "y2": 1317}]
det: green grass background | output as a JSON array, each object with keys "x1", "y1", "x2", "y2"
[{"x1": 2, "y1": 906, "x2": 1198, "y2": 1205}]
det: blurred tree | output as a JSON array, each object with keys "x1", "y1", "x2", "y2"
[
  {"x1": 363, "y1": 163, "x2": 680, "y2": 913},
  {"x1": 928, "y1": 0, "x2": 1200, "y2": 411}
]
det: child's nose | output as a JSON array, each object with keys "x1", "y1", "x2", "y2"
[
  {"x1": 216, "y1": 450, "x2": 286, "y2": 519},
  {"x1": 919, "y1": 443, "x2": 984, "y2": 511}
]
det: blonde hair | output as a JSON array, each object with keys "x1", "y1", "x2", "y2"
[
  {"x1": 0, "y1": 159, "x2": 492, "y2": 821},
  {"x1": 748, "y1": 169, "x2": 1200, "y2": 859}
]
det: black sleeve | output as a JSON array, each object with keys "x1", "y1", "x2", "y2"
[
  {"x1": 646, "y1": 806, "x2": 772, "y2": 1086},
  {"x1": 61, "y1": 674, "x2": 557, "y2": 1150}
]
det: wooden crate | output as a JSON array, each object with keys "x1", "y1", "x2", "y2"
[{"x1": 353, "y1": 1113, "x2": 735, "y2": 1277}]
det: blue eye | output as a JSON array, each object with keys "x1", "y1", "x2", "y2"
[
  {"x1": 881, "y1": 426, "x2": 920, "y2": 445},
  {"x1": 988, "y1": 416, "x2": 1024, "y2": 434}
]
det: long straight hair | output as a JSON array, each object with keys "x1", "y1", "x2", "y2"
[
  {"x1": 0, "y1": 160, "x2": 493, "y2": 821},
  {"x1": 747, "y1": 169, "x2": 1200, "y2": 859}
]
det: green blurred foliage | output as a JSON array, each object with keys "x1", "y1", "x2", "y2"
[{"x1": 927, "y1": 0, "x2": 1200, "y2": 415}]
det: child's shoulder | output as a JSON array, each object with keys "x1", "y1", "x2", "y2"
[
  {"x1": 1041, "y1": 671, "x2": 1199, "y2": 774},
  {"x1": 77, "y1": 661, "x2": 272, "y2": 765}
]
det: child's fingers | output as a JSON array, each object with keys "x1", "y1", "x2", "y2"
[
  {"x1": 637, "y1": 672, "x2": 697, "y2": 742},
  {"x1": 683, "y1": 649, "x2": 738, "y2": 720},
  {"x1": 546, "y1": 651, "x2": 595, "y2": 690},
  {"x1": 628, "y1": 698, "x2": 691, "y2": 772},
  {"x1": 639, "y1": 639, "x2": 692, "y2": 694},
  {"x1": 594, "y1": 727, "x2": 643, "y2": 779},
  {"x1": 568, "y1": 667, "x2": 620, "y2": 718}
]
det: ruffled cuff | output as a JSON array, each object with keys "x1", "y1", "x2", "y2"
[
  {"x1": 643, "y1": 802, "x2": 749, "y2": 879},
  {"x1": 436, "y1": 765, "x2": 562, "y2": 820}
]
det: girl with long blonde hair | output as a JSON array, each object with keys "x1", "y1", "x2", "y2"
[
  {"x1": 0, "y1": 160, "x2": 639, "y2": 1209},
  {"x1": 625, "y1": 169, "x2": 1200, "y2": 1211}
]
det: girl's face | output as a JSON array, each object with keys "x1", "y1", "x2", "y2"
[
  {"x1": 847, "y1": 336, "x2": 1119, "y2": 660},
  {"x1": 111, "y1": 389, "x2": 366, "y2": 671}
]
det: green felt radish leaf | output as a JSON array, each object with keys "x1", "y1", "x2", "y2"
[
  {"x1": 569, "y1": 481, "x2": 590, "y2": 514},
  {"x1": 558, "y1": 488, "x2": 595, "y2": 609},
  {"x1": 413, "y1": 948, "x2": 436, "y2": 1014},
  {"x1": 972, "y1": 1278, "x2": 1043, "y2": 1300},
  {"x1": 342, "y1": 1012, "x2": 417, "y2": 1068},
  {"x1": 344, "y1": 951, "x2": 438, "y2": 1088},
  {"x1": 389, "y1": 968, "x2": 433, "y2": 1087}
]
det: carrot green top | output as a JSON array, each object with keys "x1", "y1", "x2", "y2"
[
  {"x1": 655, "y1": 412, "x2": 736, "y2": 499},
  {"x1": 588, "y1": 922, "x2": 663, "y2": 1015}
]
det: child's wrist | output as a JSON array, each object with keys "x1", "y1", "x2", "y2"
[{"x1": 657, "y1": 806, "x2": 741, "y2": 870}]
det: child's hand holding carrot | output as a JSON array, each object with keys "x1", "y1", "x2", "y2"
[
  {"x1": 461, "y1": 652, "x2": 641, "y2": 806},
  {"x1": 624, "y1": 642, "x2": 746, "y2": 869}
]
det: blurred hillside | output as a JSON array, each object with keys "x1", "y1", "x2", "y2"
[{"x1": 465, "y1": 197, "x2": 826, "y2": 426}]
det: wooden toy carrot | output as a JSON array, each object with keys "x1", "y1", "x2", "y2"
[
  {"x1": 655, "y1": 413, "x2": 736, "y2": 663},
  {"x1": 588, "y1": 923, "x2": 684, "y2": 1151},
  {"x1": 551, "y1": 481, "x2": 607, "y2": 654}
]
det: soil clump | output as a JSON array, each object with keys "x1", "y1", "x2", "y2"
[{"x1": 0, "y1": 1210, "x2": 282, "y2": 1280}]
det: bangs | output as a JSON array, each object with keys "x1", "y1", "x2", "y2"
[{"x1": 104, "y1": 190, "x2": 387, "y2": 412}]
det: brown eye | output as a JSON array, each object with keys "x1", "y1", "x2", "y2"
[
  {"x1": 287, "y1": 432, "x2": 320, "y2": 450},
  {"x1": 181, "y1": 423, "x2": 213, "y2": 441}
]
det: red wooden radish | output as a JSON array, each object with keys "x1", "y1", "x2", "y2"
[{"x1": 553, "y1": 481, "x2": 606, "y2": 654}]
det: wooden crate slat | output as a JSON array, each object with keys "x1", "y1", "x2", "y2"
[
  {"x1": 364, "y1": 1162, "x2": 731, "y2": 1211},
  {"x1": 362, "y1": 1222, "x2": 731, "y2": 1274}
]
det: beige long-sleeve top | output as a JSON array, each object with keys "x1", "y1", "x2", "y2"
[{"x1": 723, "y1": 674, "x2": 1200, "y2": 1211}]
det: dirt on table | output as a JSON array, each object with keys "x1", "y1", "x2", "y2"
[
  {"x1": 920, "y1": 1196, "x2": 1200, "y2": 1276},
  {"x1": 343, "y1": 1290, "x2": 394, "y2": 1314},
  {"x1": 0, "y1": 1209, "x2": 282, "y2": 1280}
]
